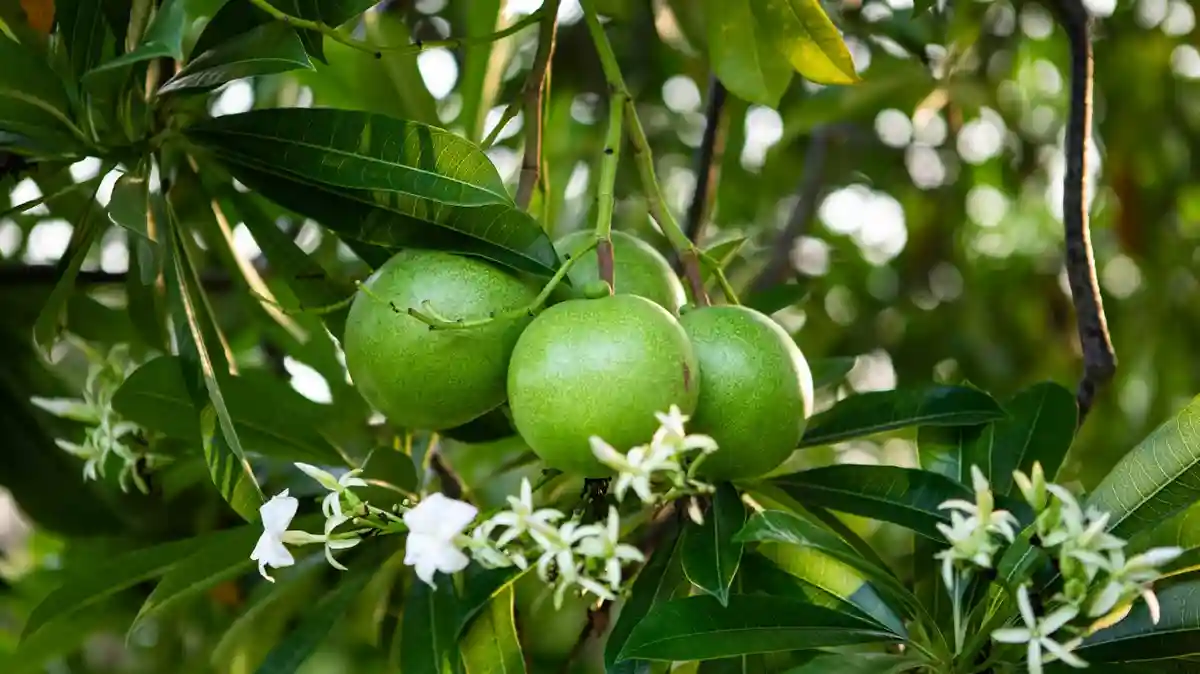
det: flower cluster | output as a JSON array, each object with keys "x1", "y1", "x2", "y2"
[
  {"x1": 31, "y1": 343, "x2": 161, "y2": 492},
  {"x1": 249, "y1": 407, "x2": 718, "y2": 609},
  {"x1": 934, "y1": 462, "x2": 1181, "y2": 674}
]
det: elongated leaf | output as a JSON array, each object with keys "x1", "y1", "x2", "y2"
[
  {"x1": 784, "y1": 652, "x2": 925, "y2": 674},
  {"x1": 809, "y1": 357, "x2": 856, "y2": 390},
  {"x1": 616, "y1": 595, "x2": 897, "y2": 662},
  {"x1": 187, "y1": 108, "x2": 512, "y2": 207},
  {"x1": 918, "y1": 424, "x2": 986, "y2": 485},
  {"x1": 453, "y1": 0, "x2": 509, "y2": 141},
  {"x1": 112, "y1": 355, "x2": 343, "y2": 465},
  {"x1": 107, "y1": 173, "x2": 149, "y2": 237},
  {"x1": 160, "y1": 22, "x2": 312, "y2": 94},
  {"x1": 58, "y1": 0, "x2": 114, "y2": 81},
  {"x1": 682, "y1": 482, "x2": 745, "y2": 606},
  {"x1": 743, "y1": 281, "x2": 810, "y2": 315},
  {"x1": 100, "y1": 0, "x2": 131, "y2": 45},
  {"x1": 799, "y1": 386, "x2": 1005, "y2": 448},
  {"x1": 607, "y1": 521, "x2": 687, "y2": 668},
  {"x1": 202, "y1": 156, "x2": 560, "y2": 276},
  {"x1": 211, "y1": 555, "x2": 326, "y2": 669},
  {"x1": 773, "y1": 465, "x2": 972, "y2": 541},
  {"x1": 706, "y1": 0, "x2": 794, "y2": 106},
  {"x1": 984, "y1": 382, "x2": 1077, "y2": 493},
  {"x1": 749, "y1": 0, "x2": 859, "y2": 85},
  {"x1": 1079, "y1": 580, "x2": 1200, "y2": 661},
  {"x1": 697, "y1": 655, "x2": 769, "y2": 674},
  {"x1": 0, "y1": 34, "x2": 85, "y2": 153},
  {"x1": 22, "y1": 532, "x2": 228, "y2": 641},
  {"x1": 193, "y1": 0, "x2": 374, "y2": 63},
  {"x1": 89, "y1": 0, "x2": 188, "y2": 73},
  {"x1": 255, "y1": 546, "x2": 384, "y2": 674},
  {"x1": 402, "y1": 574, "x2": 463, "y2": 674},
  {"x1": 164, "y1": 199, "x2": 264, "y2": 521},
  {"x1": 461, "y1": 585, "x2": 526, "y2": 674},
  {"x1": 1087, "y1": 395, "x2": 1200, "y2": 538},
  {"x1": 356, "y1": 446, "x2": 419, "y2": 509}
]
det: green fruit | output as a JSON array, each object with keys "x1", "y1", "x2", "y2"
[
  {"x1": 514, "y1": 574, "x2": 591, "y2": 661},
  {"x1": 507, "y1": 295, "x2": 700, "y2": 477},
  {"x1": 679, "y1": 305, "x2": 814, "y2": 480},
  {"x1": 581, "y1": 279, "x2": 612, "y2": 299},
  {"x1": 553, "y1": 230, "x2": 686, "y2": 313},
  {"x1": 343, "y1": 249, "x2": 538, "y2": 431}
]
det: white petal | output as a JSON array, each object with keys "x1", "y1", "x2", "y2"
[
  {"x1": 1016, "y1": 585, "x2": 1037, "y2": 628},
  {"x1": 970, "y1": 465, "x2": 989, "y2": 494},
  {"x1": 1131, "y1": 547, "x2": 1183, "y2": 569},
  {"x1": 682, "y1": 434, "x2": 718, "y2": 455},
  {"x1": 1027, "y1": 639, "x2": 1043, "y2": 674},
  {"x1": 260, "y1": 491, "x2": 299, "y2": 534},
  {"x1": 327, "y1": 537, "x2": 361, "y2": 550},
  {"x1": 1087, "y1": 581, "x2": 1123, "y2": 618},
  {"x1": 992, "y1": 627, "x2": 1033, "y2": 644},
  {"x1": 1142, "y1": 588, "x2": 1162, "y2": 624},
  {"x1": 590, "y1": 436, "x2": 627, "y2": 468},
  {"x1": 433, "y1": 546, "x2": 471, "y2": 575},
  {"x1": 938, "y1": 499, "x2": 978, "y2": 514},
  {"x1": 339, "y1": 469, "x2": 368, "y2": 488},
  {"x1": 404, "y1": 493, "x2": 478, "y2": 537},
  {"x1": 294, "y1": 463, "x2": 342, "y2": 491},
  {"x1": 632, "y1": 476, "x2": 655, "y2": 504},
  {"x1": 326, "y1": 543, "x2": 348, "y2": 571},
  {"x1": 1040, "y1": 605, "x2": 1078, "y2": 634},
  {"x1": 1041, "y1": 637, "x2": 1086, "y2": 668},
  {"x1": 251, "y1": 531, "x2": 295, "y2": 570}
]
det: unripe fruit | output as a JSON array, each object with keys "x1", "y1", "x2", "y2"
[
  {"x1": 679, "y1": 305, "x2": 814, "y2": 480},
  {"x1": 343, "y1": 249, "x2": 538, "y2": 431},
  {"x1": 553, "y1": 230, "x2": 686, "y2": 313},
  {"x1": 582, "y1": 279, "x2": 612, "y2": 299},
  {"x1": 514, "y1": 574, "x2": 591, "y2": 661},
  {"x1": 507, "y1": 295, "x2": 700, "y2": 477}
]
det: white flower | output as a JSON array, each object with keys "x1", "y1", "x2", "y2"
[
  {"x1": 590, "y1": 437, "x2": 673, "y2": 504},
  {"x1": 938, "y1": 466, "x2": 1019, "y2": 542},
  {"x1": 992, "y1": 585, "x2": 1088, "y2": 674},
  {"x1": 319, "y1": 514, "x2": 362, "y2": 571},
  {"x1": 295, "y1": 462, "x2": 369, "y2": 519},
  {"x1": 485, "y1": 478, "x2": 565, "y2": 548},
  {"x1": 402, "y1": 493, "x2": 478, "y2": 588},
  {"x1": 1087, "y1": 546, "x2": 1183, "y2": 623},
  {"x1": 575, "y1": 507, "x2": 646, "y2": 589},
  {"x1": 251, "y1": 490, "x2": 300, "y2": 582},
  {"x1": 651, "y1": 405, "x2": 718, "y2": 457},
  {"x1": 535, "y1": 520, "x2": 601, "y2": 586}
]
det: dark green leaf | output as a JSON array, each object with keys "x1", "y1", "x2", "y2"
[
  {"x1": 112, "y1": 355, "x2": 344, "y2": 465},
  {"x1": 402, "y1": 574, "x2": 463, "y2": 674},
  {"x1": 160, "y1": 22, "x2": 312, "y2": 94},
  {"x1": 89, "y1": 0, "x2": 188, "y2": 74},
  {"x1": 255, "y1": 546, "x2": 385, "y2": 674},
  {"x1": 1079, "y1": 580, "x2": 1200, "y2": 661},
  {"x1": 697, "y1": 654, "x2": 770, "y2": 674},
  {"x1": 22, "y1": 533, "x2": 223, "y2": 641},
  {"x1": 606, "y1": 521, "x2": 687, "y2": 668},
  {"x1": 782, "y1": 652, "x2": 925, "y2": 674},
  {"x1": 809, "y1": 357, "x2": 856, "y2": 390},
  {"x1": 985, "y1": 382, "x2": 1077, "y2": 493},
  {"x1": 458, "y1": 566, "x2": 529, "y2": 639},
  {"x1": 100, "y1": 0, "x2": 131, "y2": 46},
  {"x1": 743, "y1": 281, "x2": 810, "y2": 315},
  {"x1": 800, "y1": 386, "x2": 1006, "y2": 448},
  {"x1": 190, "y1": 0, "x2": 273, "y2": 57},
  {"x1": 681, "y1": 482, "x2": 746, "y2": 606},
  {"x1": 203, "y1": 157, "x2": 561, "y2": 276},
  {"x1": 57, "y1": 0, "x2": 114, "y2": 81},
  {"x1": 461, "y1": 585, "x2": 526, "y2": 674},
  {"x1": 357, "y1": 446, "x2": 419, "y2": 508},
  {"x1": 750, "y1": 0, "x2": 860, "y2": 85},
  {"x1": 773, "y1": 465, "x2": 972, "y2": 541},
  {"x1": 187, "y1": 108, "x2": 513, "y2": 207},
  {"x1": 1087, "y1": 395, "x2": 1200, "y2": 538},
  {"x1": 917, "y1": 424, "x2": 986, "y2": 485},
  {"x1": 164, "y1": 200, "x2": 264, "y2": 521},
  {"x1": 441, "y1": 405, "x2": 518, "y2": 444},
  {"x1": 211, "y1": 555, "x2": 326, "y2": 669},
  {"x1": 107, "y1": 172, "x2": 149, "y2": 237},
  {"x1": 706, "y1": 0, "x2": 794, "y2": 106},
  {"x1": 0, "y1": 34, "x2": 85, "y2": 153},
  {"x1": 616, "y1": 595, "x2": 897, "y2": 662}
]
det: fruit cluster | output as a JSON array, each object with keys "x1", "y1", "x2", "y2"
[{"x1": 341, "y1": 231, "x2": 815, "y2": 481}]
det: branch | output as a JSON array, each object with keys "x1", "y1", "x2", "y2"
[
  {"x1": 681, "y1": 74, "x2": 728, "y2": 250},
  {"x1": 1050, "y1": 1, "x2": 1114, "y2": 423},
  {"x1": 515, "y1": 0, "x2": 561, "y2": 210}
]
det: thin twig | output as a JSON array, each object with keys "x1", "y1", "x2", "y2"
[
  {"x1": 681, "y1": 74, "x2": 728, "y2": 250},
  {"x1": 749, "y1": 126, "x2": 841, "y2": 293},
  {"x1": 1049, "y1": 1, "x2": 1114, "y2": 422},
  {"x1": 515, "y1": 0, "x2": 561, "y2": 210}
]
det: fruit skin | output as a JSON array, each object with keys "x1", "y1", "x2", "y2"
[
  {"x1": 343, "y1": 249, "x2": 538, "y2": 431},
  {"x1": 553, "y1": 230, "x2": 686, "y2": 313},
  {"x1": 679, "y1": 305, "x2": 814, "y2": 480},
  {"x1": 507, "y1": 295, "x2": 700, "y2": 477},
  {"x1": 514, "y1": 574, "x2": 591, "y2": 662}
]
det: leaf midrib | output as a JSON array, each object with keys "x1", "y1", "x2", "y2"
[
  {"x1": 803, "y1": 408, "x2": 1001, "y2": 445},
  {"x1": 626, "y1": 624, "x2": 894, "y2": 654},
  {"x1": 782, "y1": 478, "x2": 948, "y2": 535}
]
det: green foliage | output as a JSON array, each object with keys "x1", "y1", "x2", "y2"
[{"x1": 681, "y1": 482, "x2": 746, "y2": 606}]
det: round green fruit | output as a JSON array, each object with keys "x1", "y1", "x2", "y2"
[
  {"x1": 514, "y1": 574, "x2": 591, "y2": 662},
  {"x1": 343, "y1": 249, "x2": 538, "y2": 431},
  {"x1": 507, "y1": 295, "x2": 700, "y2": 477},
  {"x1": 679, "y1": 305, "x2": 814, "y2": 480},
  {"x1": 553, "y1": 230, "x2": 686, "y2": 313}
]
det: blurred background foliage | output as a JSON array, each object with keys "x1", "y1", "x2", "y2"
[{"x1": 1, "y1": 0, "x2": 1199, "y2": 671}]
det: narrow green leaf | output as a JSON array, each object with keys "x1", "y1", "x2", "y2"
[
  {"x1": 681, "y1": 482, "x2": 746, "y2": 606},
  {"x1": 401, "y1": 574, "x2": 463, "y2": 674},
  {"x1": 211, "y1": 555, "x2": 326, "y2": 669},
  {"x1": 457, "y1": 566, "x2": 529, "y2": 639},
  {"x1": 799, "y1": 386, "x2": 1006, "y2": 448},
  {"x1": 773, "y1": 465, "x2": 972, "y2": 541},
  {"x1": 986, "y1": 382, "x2": 1077, "y2": 493},
  {"x1": 112, "y1": 355, "x2": 343, "y2": 465},
  {"x1": 808, "y1": 357, "x2": 856, "y2": 390},
  {"x1": 254, "y1": 546, "x2": 384, "y2": 674},
  {"x1": 1079, "y1": 580, "x2": 1200, "y2": 661},
  {"x1": 100, "y1": 0, "x2": 131, "y2": 46},
  {"x1": 364, "y1": 6, "x2": 439, "y2": 125},
  {"x1": 107, "y1": 172, "x2": 149, "y2": 236},
  {"x1": 706, "y1": 0, "x2": 794, "y2": 106},
  {"x1": 57, "y1": 0, "x2": 114, "y2": 81},
  {"x1": 917, "y1": 424, "x2": 986, "y2": 485},
  {"x1": 701, "y1": 235, "x2": 749, "y2": 287},
  {"x1": 160, "y1": 22, "x2": 313, "y2": 94},
  {"x1": 461, "y1": 585, "x2": 526, "y2": 674},
  {"x1": 0, "y1": 34, "x2": 85, "y2": 153},
  {"x1": 164, "y1": 199, "x2": 264, "y2": 521},
  {"x1": 606, "y1": 521, "x2": 687, "y2": 668},
  {"x1": 750, "y1": 0, "x2": 860, "y2": 85},
  {"x1": 1087, "y1": 395, "x2": 1200, "y2": 538},
  {"x1": 190, "y1": 0, "x2": 272, "y2": 57},
  {"x1": 22, "y1": 532, "x2": 225, "y2": 641},
  {"x1": 187, "y1": 108, "x2": 512, "y2": 207},
  {"x1": 616, "y1": 595, "x2": 897, "y2": 662},
  {"x1": 743, "y1": 281, "x2": 810, "y2": 316},
  {"x1": 356, "y1": 446, "x2": 419, "y2": 509},
  {"x1": 452, "y1": 0, "x2": 508, "y2": 141},
  {"x1": 89, "y1": 0, "x2": 188, "y2": 73},
  {"x1": 783, "y1": 652, "x2": 926, "y2": 674}
]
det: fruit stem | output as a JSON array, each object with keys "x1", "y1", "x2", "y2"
[
  {"x1": 698, "y1": 250, "x2": 741, "y2": 305},
  {"x1": 400, "y1": 240, "x2": 600, "y2": 330},
  {"x1": 581, "y1": 1, "x2": 710, "y2": 306},
  {"x1": 593, "y1": 91, "x2": 625, "y2": 292}
]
